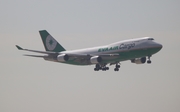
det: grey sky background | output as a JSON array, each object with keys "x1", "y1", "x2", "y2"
[{"x1": 0, "y1": 0, "x2": 180, "y2": 112}]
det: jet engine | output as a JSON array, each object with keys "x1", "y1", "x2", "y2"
[
  {"x1": 131, "y1": 57, "x2": 146, "y2": 64},
  {"x1": 90, "y1": 56, "x2": 102, "y2": 64},
  {"x1": 57, "y1": 54, "x2": 69, "y2": 62}
]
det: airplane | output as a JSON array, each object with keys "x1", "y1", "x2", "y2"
[{"x1": 16, "y1": 30, "x2": 163, "y2": 71}]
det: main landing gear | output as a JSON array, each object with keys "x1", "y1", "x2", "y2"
[
  {"x1": 94, "y1": 64, "x2": 109, "y2": 71},
  {"x1": 94, "y1": 63, "x2": 121, "y2": 71}
]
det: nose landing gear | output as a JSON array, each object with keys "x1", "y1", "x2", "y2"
[{"x1": 147, "y1": 55, "x2": 152, "y2": 64}]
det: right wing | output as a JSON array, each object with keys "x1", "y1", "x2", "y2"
[{"x1": 64, "y1": 53, "x2": 120, "y2": 65}]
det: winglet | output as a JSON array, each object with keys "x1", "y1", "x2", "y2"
[{"x1": 16, "y1": 45, "x2": 23, "y2": 50}]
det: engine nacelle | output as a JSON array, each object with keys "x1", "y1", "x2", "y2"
[
  {"x1": 131, "y1": 57, "x2": 146, "y2": 64},
  {"x1": 57, "y1": 54, "x2": 69, "y2": 62},
  {"x1": 90, "y1": 56, "x2": 102, "y2": 64}
]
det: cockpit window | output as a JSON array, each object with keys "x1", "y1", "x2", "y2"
[{"x1": 148, "y1": 38, "x2": 154, "y2": 40}]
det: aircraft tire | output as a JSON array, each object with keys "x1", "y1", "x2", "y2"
[
  {"x1": 102, "y1": 68, "x2": 106, "y2": 71},
  {"x1": 116, "y1": 65, "x2": 120, "y2": 68},
  {"x1": 94, "y1": 68, "x2": 99, "y2": 71},
  {"x1": 114, "y1": 68, "x2": 119, "y2": 71},
  {"x1": 147, "y1": 60, "x2": 151, "y2": 64}
]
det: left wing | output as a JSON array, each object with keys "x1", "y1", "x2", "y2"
[
  {"x1": 16, "y1": 45, "x2": 119, "y2": 64},
  {"x1": 16, "y1": 45, "x2": 58, "y2": 55},
  {"x1": 16, "y1": 45, "x2": 119, "y2": 57}
]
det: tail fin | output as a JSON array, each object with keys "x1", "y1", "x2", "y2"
[{"x1": 39, "y1": 30, "x2": 66, "y2": 52}]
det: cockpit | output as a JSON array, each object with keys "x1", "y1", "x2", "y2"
[{"x1": 148, "y1": 38, "x2": 154, "y2": 40}]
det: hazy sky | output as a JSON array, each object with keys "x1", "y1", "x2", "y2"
[{"x1": 0, "y1": 0, "x2": 180, "y2": 112}]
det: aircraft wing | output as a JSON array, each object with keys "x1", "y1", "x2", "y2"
[
  {"x1": 16, "y1": 45, "x2": 119, "y2": 57},
  {"x1": 16, "y1": 45, "x2": 58, "y2": 55},
  {"x1": 16, "y1": 45, "x2": 119, "y2": 64},
  {"x1": 64, "y1": 53, "x2": 120, "y2": 65}
]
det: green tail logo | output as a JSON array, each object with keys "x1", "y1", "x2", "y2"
[{"x1": 39, "y1": 30, "x2": 66, "y2": 52}]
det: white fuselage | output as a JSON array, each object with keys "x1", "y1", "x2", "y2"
[
  {"x1": 61, "y1": 37, "x2": 162, "y2": 56},
  {"x1": 51, "y1": 37, "x2": 162, "y2": 65}
]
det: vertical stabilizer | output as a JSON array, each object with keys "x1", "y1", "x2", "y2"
[{"x1": 39, "y1": 30, "x2": 66, "y2": 52}]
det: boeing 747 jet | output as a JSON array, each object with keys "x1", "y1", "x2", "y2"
[{"x1": 16, "y1": 30, "x2": 162, "y2": 71}]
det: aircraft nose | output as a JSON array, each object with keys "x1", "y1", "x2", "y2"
[
  {"x1": 158, "y1": 43, "x2": 163, "y2": 48},
  {"x1": 156, "y1": 43, "x2": 163, "y2": 50}
]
